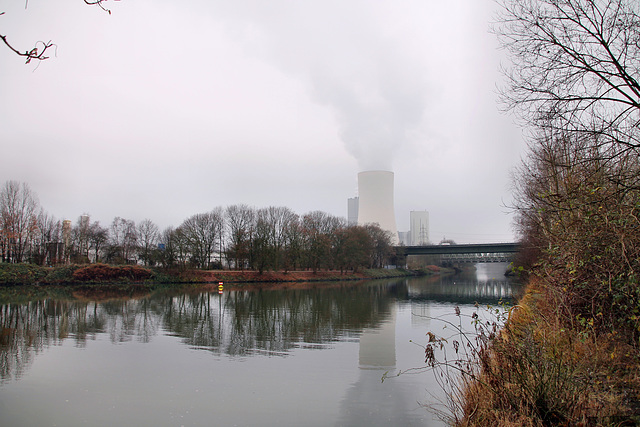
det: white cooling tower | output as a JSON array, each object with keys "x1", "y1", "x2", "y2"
[{"x1": 357, "y1": 170, "x2": 399, "y2": 245}]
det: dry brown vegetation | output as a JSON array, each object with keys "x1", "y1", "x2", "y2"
[
  {"x1": 72, "y1": 263, "x2": 153, "y2": 282},
  {"x1": 438, "y1": 1, "x2": 640, "y2": 423},
  {"x1": 450, "y1": 282, "x2": 640, "y2": 426},
  {"x1": 447, "y1": 131, "x2": 640, "y2": 424}
]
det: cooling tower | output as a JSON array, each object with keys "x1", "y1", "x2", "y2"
[{"x1": 357, "y1": 170, "x2": 399, "y2": 245}]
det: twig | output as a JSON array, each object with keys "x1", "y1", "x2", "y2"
[{"x1": 0, "y1": 35, "x2": 55, "y2": 63}]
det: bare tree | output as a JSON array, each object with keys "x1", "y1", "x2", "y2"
[
  {"x1": 108, "y1": 217, "x2": 137, "y2": 264},
  {"x1": 495, "y1": 0, "x2": 640, "y2": 156},
  {"x1": 172, "y1": 227, "x2": 190, "y2": 268},
  {"x1": 1, "y1": 1, "x2": 111, "y2": 64},
  {"x1": 251, "y1": 208, "x2": 273, "y2": 273},
  {"x1": 332, "y1": 224, "x2": 373, "y2": 273},
  {"x1": 33, "y1": 209, "x2": 63, "y2": 266},
  {"x1": 180, "y1": 208, "x2": 224, "y2": 269},
  {"x1": 301, "y1": 211, "x2": 337, "y2": 273},
  {"x1": 157, "y1": 226, "x2": 184, "y2": 269},
  {"x1": 0, "y1": 181, "x2": 39, "y2": 263},
  {"x1": 225, "y1": 204, "x2": 255, "y2": 270},
  {"x1": 249, "y1": 206, "x2": 300, "y2": 272},
  {"x1": 281, "y1": 213, "x2": 303, "y2": 272},
  {"x1": 136, "y1": 218, "x2": 160, "y2": 266},
  {"x1": 363, "y1": 223, "x2": 395, "y2": 268},
  {"x1": 263, "y1": 206, "x2": 298, "y2": 271},
  {"x1": 70, "y1": 214, "x2": 92, "y2": 263},
  {"x1": 88, "y1": 221, "x2": 108, "y2": 263}
]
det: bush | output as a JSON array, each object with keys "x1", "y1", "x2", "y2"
[
  {"x1": 512, "y1": 134, "x2": 640, "y2": 344},
  {"x1": 0, "y1": 263, "x2": 48, "y2": 285},
  {"x1": 72, "y1": 263, "x2": 152, "y2": 282},
  {"x1": 44, "y1": 265, "x2": 81, "y2": 284},
  {"x1": 423, "y1": 290, "x2": 640, "y2": 426}
]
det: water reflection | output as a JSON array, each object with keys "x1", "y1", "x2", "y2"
[
  {"x1": 0, "y1": 281, "x2": 399, "y2": 382},
  {"x1": 404, "y1": 268, "x2": 520, "y2": 305},
  {"x1": 0, "y1": 266, "x2": 522, "y2": 427},
  {"x1": 1, "y1": 270, "x2": 521, "y2": 383},
  {"x1": 338, "y1": 307, "x2": 423, "y2": 427},
  {"x1": 167, "y1": 285, "x2": 395, "y2": 356}
]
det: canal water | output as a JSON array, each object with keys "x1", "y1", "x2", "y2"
[{"x1": 0, "y1": 263, "x2": 520, "y2": 427}]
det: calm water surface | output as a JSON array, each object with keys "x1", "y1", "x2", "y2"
[{"x1": 0, "y1": 264, "x2": 520, "y2": 427}]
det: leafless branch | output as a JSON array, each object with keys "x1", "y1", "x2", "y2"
[
  {"x1": 495, "y1": 0, "x2": 640, "y2": 153},
  {"x1": 83, "y1": 0, "x2": 111, "y2": 15},
  {"x1": 0, "y1": 35, "x2": 55, "y2": 63},
  {"x1": 1, "y1": 0, "x2": 110, "y2": 63}
]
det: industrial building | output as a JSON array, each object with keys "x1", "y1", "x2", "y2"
[
  {"x1": 347, "y1": 171, "x2": 429, "y2": 247},
  {"x1": 355, "y1": 170, "x2": 399, "y2": 245}
]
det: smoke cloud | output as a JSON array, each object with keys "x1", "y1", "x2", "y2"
[{"x1": 213, "y1": 0, "x2": 431, "y2": 171}]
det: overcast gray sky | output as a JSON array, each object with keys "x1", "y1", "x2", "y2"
[{"x1": 0, "y1": 0, "x2": 524, "y2": 243}]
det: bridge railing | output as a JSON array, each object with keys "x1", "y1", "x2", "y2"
[
  {"x1": 397, "y1": 242, "x2": 519, "y2": 257},
  {"x1": 440, "y1": 252, "x2": 514, "y2": 263}
]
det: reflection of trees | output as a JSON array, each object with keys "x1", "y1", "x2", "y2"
[
  {"x1": 0, "y1": 300, "x2": 107, "y2": 382},
  {"x1": 0, "y1": 281, "x2": 400, "y2": 381},
  {"x1": 157, "y1": 283, "x2": 395, "y2": 356}
]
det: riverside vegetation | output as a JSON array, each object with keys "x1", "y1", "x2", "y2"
[
  {"x1": 0, "y1": 180, "x2": 404, "y2": 274},
  {"x1": 423, "y1": 1, "x2": 640, "y2": 425},
  {"x1": 0, "y1": 262, "x2": 426, "y2": 288}
]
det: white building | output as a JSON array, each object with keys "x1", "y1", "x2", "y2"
[
  {"x1": 356, "y1": 171, "x2": 399, "y2": 245},
  {"x1": 347, "y1": 197, "x2": 359, "y2": 225},
  {"x1": 397, "y1": 231, "x2": 410, "y2": 246}
]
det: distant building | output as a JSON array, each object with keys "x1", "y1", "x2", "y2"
[
  {"x1": 62, "y1": 220, "x2": 72, "y2": 248},
  {"x1": 347, "y1": 197, "x2": 359, "y2": 225},
  {"x1": 409, "y1": 211, "x2": 429, "y2": 246},
  {"x1": 80, "y1": 214, "x2": 90, "y2": 229},
  {"x1": 397, "y1": 231, "x2": 410, "y2": 246}
]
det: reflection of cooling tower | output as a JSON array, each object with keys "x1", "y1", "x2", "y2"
[
  {"x1": 357, "y1": 170, "x2": 399, "y2": 244},
  {"x1": 359, "y1": 306, "x2": 396, "y2": 369}
]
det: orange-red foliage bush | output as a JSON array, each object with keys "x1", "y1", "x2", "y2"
[{"x1": 72, "y1": 263, "x2": 152, "y2": 282}]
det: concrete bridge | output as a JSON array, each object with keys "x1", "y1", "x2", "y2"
[{"x1": 397, "y1": 242, "x2": 519, "y2": 264}]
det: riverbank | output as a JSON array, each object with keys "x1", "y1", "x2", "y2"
[
  {"x1": 170, "y1": 265, "x2": 449, "y2": 284},
  {"x1": 0, "y1": 262, "x2": 447, "y2": 287},
  {"x1": 450, "y1": 277, "x2": 640, "y2": 426},
  {"x1": 0, "y1": 263, "x2": 447, "y2": 304}
]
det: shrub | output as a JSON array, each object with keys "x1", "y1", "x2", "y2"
[
  {"x1": 72, "y1": 264, "x2": 152, "y2": 282},
  {"x1": 421, "y1": 291, "x2": 639, "y2": 426},
  {"x1": 0, "y1": 263, "x2": 47, "y2": 285},
  {"x1": 44, "y1": 265, "x2": 81, "y2": 284},
  {"x1": 119, "y1": 265, "x2": 153, "y2": 281},
  {"x1": 512, "y1": 134, "x2": 640, "y2": 344}
]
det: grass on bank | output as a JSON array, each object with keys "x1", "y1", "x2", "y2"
[
  {"x1": 445, "y1": 279, "x2": 640, "y2": 426},
  {"x1": 0, "y1": 263, "x2": 155, "y2": 285},
  {"x1": 0, "y1": 262, "x2": 425, "y2": 305},
  {"x1": 0, "y1": 262, "x2": 423, "y2": 286}
]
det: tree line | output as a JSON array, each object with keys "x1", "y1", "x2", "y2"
[{"x1": 0, "y1": 180, "x2": 397, "y2": 272}]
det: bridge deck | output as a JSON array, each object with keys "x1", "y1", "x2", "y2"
[{"x1": 398, "y1": 243, "x2": 519, "y2": 256}]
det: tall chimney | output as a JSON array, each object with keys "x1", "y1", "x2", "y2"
[{"x1": 357, "y1": 170, "x2": 399, "y2": 245}]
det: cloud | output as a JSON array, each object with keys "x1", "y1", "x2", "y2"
[
  {"x1": 208, "y1": 0, "x2": 432, "y2": 171},
  {"x1": 0, "y1": 0, "x2": 524, "y2": 242}
]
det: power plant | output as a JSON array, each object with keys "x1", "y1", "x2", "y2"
[
  {"x1": 348, "y1": 171, "x2": 430, "y2": 247},
  {"x1": 354, "y1": 170, "x2": 399, "y2": 245}
]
